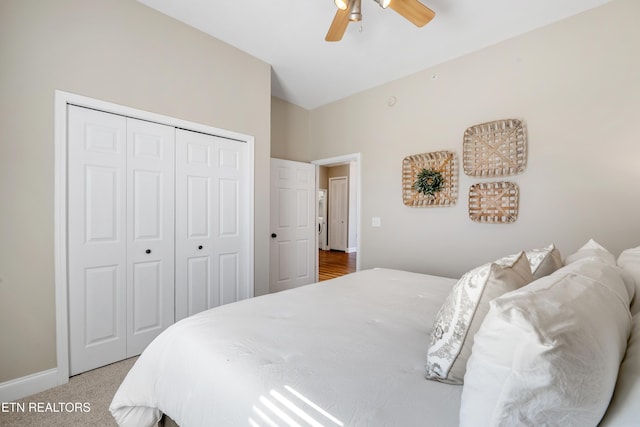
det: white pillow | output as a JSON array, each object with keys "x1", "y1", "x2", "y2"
[
  {"x1": 525, "y1": 244, "x2": 563, "y2": 280},
  {"x1": 425, "y1": 252, "x2": 532, "y2": 384},
  {"x1": 600, "y1": 314, "x2": 640, "y2": 426},
  {"x1": 564, "y1": 238, "x2": 616, "y2": 266},
  {"x1": 460, "y1": 260, "x2": 632, "y2": 427},
  {"x1": 617, "y1": 246, "x2": 640, "y2": 315}
]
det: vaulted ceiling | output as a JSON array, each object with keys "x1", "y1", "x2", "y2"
[{"x1": 136, "y1": 0, "x2": 611, "y2": 109}]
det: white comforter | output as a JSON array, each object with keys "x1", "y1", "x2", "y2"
[{"x1": 110, "y1": 268, "x2": 462, "y2": 427}]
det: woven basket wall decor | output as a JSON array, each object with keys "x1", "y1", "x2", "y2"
[
  {"x1": 402, "y1": 151, "x2": 458, "y2": 207},
  {"x1": 463, "y1": 119, "x2": 527, "y2": 177},
  {"x1": 468, "y1": 181, "x2": 519, "y2": 223}
]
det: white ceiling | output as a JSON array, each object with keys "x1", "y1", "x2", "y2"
[{"x1": 136, "y1": 0, "x2": 611, "y2": 110}]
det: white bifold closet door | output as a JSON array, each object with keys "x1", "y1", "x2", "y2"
[
  {"x1": 175, "y1": 129, "x2": 249, "y2": 321},
  {"x1": 68, "y1": 105, "x2": 175, "y2": 375}
]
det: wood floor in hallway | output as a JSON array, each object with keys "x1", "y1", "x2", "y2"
[{"x1": 318, "y1": 250, "x2": 357, "y2": 281}]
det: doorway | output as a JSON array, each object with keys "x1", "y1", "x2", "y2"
[{"x1": 312, "y1": 154, "x2": 361, "y2": 282}]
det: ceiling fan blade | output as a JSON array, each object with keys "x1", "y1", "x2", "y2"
[
  {"x1": 389, "y1": 0, "x2": 435, "y2": 27},
  {"x1": 325, "y1": 6, "x2": 351, "y2": 42}
]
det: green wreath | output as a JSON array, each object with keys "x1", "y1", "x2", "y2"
[{"x1": 414, "y1": 168, "x2": 444, "y2": 196}]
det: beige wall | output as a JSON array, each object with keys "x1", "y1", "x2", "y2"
[
  {"x1": 319, "y1": 166, "x2": 329, "y2": 190},
  {"x1": 0, "y1": 0, "x2": 271, "y2": 383},
  {"x1": 306, "y1": 0, "x2": 640, "y2": 278},
  {"x1": 327, "y1": 164, "x2": 350, "y2": 180},
  {"x1": 271, "y1": 96, "x2": 310, "y2": 162}
]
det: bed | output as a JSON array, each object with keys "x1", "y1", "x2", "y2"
[{"x1": 110, "y1": 242, "x2": 640, "y2": 427}]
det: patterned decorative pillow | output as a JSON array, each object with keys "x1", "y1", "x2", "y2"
[
  {"x1": 425, "y1": 252, "x2": 533, "y2": 384},
  {"x1": 526, "y1": 244, "x2": 563, "y2": 280}
]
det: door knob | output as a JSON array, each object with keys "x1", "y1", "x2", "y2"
[
  {"x1": 198, "y1": 245, "x2": 203, "y2": 250},
  {"x1": 145, "y1": 249, "x2": 151, "y2": 254},
  {"x1": 271, "y1": 233, "x2": 277, "y2": 238}
]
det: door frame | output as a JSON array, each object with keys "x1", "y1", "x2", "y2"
[
  {"x1": 311, "y1": 153, "x2": 361, "y2": 280},
  {"x1": 54, "y1": 90, "x2": 255, "y2": 385}
]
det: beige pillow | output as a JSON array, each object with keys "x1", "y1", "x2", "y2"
[
  {"x1": 599, "y1": 314, "x2": 640, "y2": 426},
  {"x1": 617, "y1": 246, "x2": 640, "y2": 315},
  {"x1": 425, "y1": 252, "x2": 532, "y2": 384},
  {"x1": 564, "y1": 238, "x2": 616, "y2": 266},
  {"x1": 460, "y1": 259, "x2": 632, "y2": 426},
  {"x1": 526, "y1": 244, "x2": 562, "y2": 280}
]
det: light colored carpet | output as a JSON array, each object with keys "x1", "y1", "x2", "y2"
[{"x1": 0, "y1": 357, "x2": 138, "y2": 427}]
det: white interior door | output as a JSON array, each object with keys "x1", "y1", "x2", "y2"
[
  {"x1": 125, "y1": 118, "x2": 175, "y2": 356},
  {"x1": 329, "y1": 177, "x2": 348, "y2": 251},
  {"x1": 68, "y1": 106, "x2": 127, "y2": 375},
  {"x1": 270, "y1": 158, "x2": 316, "y2": 292},
  {"x1": 175, "y1": 129, "x2": 250, "y2": 321}
]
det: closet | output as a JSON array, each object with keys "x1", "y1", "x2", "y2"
[{"x1": 67, "y1": 105, "x2": 250, "y2": 375}]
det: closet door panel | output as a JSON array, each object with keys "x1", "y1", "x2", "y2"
[
  {"x1": 85, "y1": 166, "x2": 120, "y2": 241},
  {"x1": 175, "y1": 130, "x2": 217, "y2": 320},
  {"x1": 126, "y1": 118, "x2": 175, "y2": 357},
  {"x1": 215, "y1": 139, "x2": 248, "y2": 301},
  {"x1": 132, "y1": 171, "x2": 162, "y2": 239},
  {"x1": 186, "y1": 175, "x2": 215, "y2": 314},
  {"x1": 187, "y1": 256, "x2": 211, "y2": 315},
  {"x1": 219, "y1": 253, "x2": 239, "y2": 305},
  {"x1": 219, "y1": 178, "x2": 239, "y2": 236},
  {"x1": 176, "y1": 130, "x2": 249, "y2": 320},
  {"x1": 84, "y1": 266, "x2": 120, "y2": 345},
  {"x1": 187, "y1": 176, "x2": 211, "y2": 238},
  {"x1": 132, "y1": 261, "x2": 161, "y2": 332},
  {"x1": 68, "y1": 106, "x2": 127, "y2": 375}
]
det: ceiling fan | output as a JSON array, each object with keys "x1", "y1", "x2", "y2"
[{"x1": 325, "y1": 0, "x2": 435, "y2": 42}]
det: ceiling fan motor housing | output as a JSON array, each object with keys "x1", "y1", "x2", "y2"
[{"x1": 349, "y1": 0, "x2": 362, "y2": 22}]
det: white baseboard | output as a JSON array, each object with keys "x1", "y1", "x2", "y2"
[
  {"x1": 346, "y1": 247, "x2": 357, "y2": 253},
  {"x1": 0, "y1": 368, "x2": 59, "y2": 402}
]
